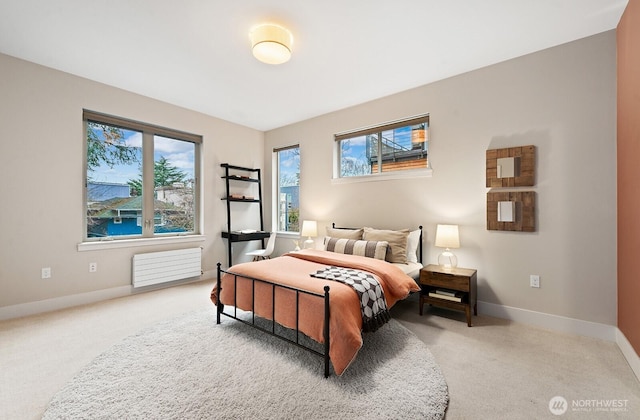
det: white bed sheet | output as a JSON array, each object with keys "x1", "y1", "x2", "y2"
[{"x1": 394, "y1": 261, "x2": 423, "y2": 281}]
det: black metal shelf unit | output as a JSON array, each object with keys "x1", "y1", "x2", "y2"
[{"x1": 220, "y1": 163, "x2": 270, "y2": 267}]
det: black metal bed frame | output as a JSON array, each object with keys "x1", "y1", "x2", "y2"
[
  {"x1": 215, "y1": 224, "x2": 423, "y2": 378},
  {"x1": 216, "y1": 262, "x2": 332, "y2": 377}
]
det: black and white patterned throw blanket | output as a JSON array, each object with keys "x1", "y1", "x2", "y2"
[{"x1": 311, "y1": 266, "x2": 391, "y2": 332}]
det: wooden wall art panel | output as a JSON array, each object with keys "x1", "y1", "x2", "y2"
[
  {"x1": 487, "y1": 191, "x2": 536, "y2": 232},
  {"x1": 486, "y1": 145, "x2": 535, "y2": 188}
]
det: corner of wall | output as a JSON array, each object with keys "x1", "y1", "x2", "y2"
[{"x1": 616, "y1": 328, "x2": 640, "y2": 384}]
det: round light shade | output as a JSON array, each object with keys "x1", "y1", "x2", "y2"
[{"x1": 250, "y1": 24, "x2": 293, "y2": 65}]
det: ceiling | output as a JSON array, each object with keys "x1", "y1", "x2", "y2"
[{"x1": 0, "y1": 0, "x2": 627, "y2": 131}]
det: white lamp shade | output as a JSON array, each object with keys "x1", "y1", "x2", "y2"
[
  {"x1": 435, "y1": 224, "x2": 460, "y2": 249},
  {"x1": 250, "y1": 24, "x2": 293, "y2": 65},
  {"x1": 300, "y1": 220, "x2": 317, "y2": 237}
]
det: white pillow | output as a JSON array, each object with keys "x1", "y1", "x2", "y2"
[{"x1": 406, "y1": 229, "x2": 421, "y2": 263}]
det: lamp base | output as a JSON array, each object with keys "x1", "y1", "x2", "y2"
[
  {"x1": 303, "y1": 238, "x2": 315, "y2": 249},
  {"x1": 438, "y1": 250, "x2": 458, "y2": 271}
]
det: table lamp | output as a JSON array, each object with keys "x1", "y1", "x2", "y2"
[
  {"x1": 301, "y1": 220, "x2": 317, "y2": 249},
  {"x1": 435, "y1": 224, "x2": 460, "y2": 270}
]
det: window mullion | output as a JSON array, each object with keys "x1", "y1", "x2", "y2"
[
  {"x1": 142, "y1": 133, "x2": 155, "y2": 237},
  {"x1": 376, "y1": 131, "x2": 382, "y2": 173}
]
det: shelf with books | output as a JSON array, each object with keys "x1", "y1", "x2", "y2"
[{"x1": 427, "y1": 290, "x2": 463, "y2": 302}]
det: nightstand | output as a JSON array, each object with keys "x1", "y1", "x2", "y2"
[{"x1": 419, "y1": 264, "x2": 477, "y2": 327}]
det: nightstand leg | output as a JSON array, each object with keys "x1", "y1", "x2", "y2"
[
  {"x1": 466, "y1": 306, "x2": 472, "y2": 327},
  {"x1": 419, "y1": 296, "x2": 424, "y2": 315},
  {"x1": 474, "y1": 303, "x2": 477, "y2": 316}
]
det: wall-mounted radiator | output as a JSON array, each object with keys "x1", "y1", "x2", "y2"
[{"x1": 132, "y1": 247, "x2": 202, "y2": 288}]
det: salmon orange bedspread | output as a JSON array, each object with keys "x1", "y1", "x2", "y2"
[{"x1": 210, "y1": 249, "x2": 420, "y2": 375}]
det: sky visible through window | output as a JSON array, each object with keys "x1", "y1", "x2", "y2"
[
  {"x1": 88, "y1": 127, "x2": 195, "y2": 185},
  {"x1": 279, "y1": 148, "x2": 299, "y2": 186}
]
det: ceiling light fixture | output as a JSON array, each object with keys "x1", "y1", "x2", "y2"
[{"x1": 250, "y1": 23, "x2": 293, "y2": 65}]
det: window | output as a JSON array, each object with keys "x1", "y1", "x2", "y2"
[
  {"x1": 335, "y1": 115, "x2": 429, "y2": 178},
  {"x1": 274, "y1": 145, "x2": 300, "y2": 233},
  {"x1": 84, "y1": 110, "x2": 201, "y2": 240}
]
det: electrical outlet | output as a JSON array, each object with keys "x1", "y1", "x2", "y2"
[
  {"x1": 89, "y1": 262, "x2": 98, "y2": 273},
  {"x1": 41, "y1": 267, "x2": 51, "y2": 279},
  {"x1": 530, "y1": 274, "x2": 540, "y2": 288}
]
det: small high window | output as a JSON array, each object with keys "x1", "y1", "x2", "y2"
[{"x1": 335, "y1": 115, "x2": 429, "y2": 179}]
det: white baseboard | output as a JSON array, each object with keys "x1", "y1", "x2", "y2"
[
  {"x1": 478, "y1": 300, "x2": 616, "y2": 341},
  {"x1": 479, "y1": 300, "x2": 640, "y2": 383},
  {"x1": 0, "y1": 285, "x2": 133, "y2": 321},
  {"x1": 616, "y1": 328, "x2": 640, "y2": 383},
  {"x1": 0, "y1": 274, "x2": 215, "y2": 321}
]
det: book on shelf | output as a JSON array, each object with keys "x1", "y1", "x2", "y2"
[
  {"x1": 434, "y1": 289, "x2": 456, "y2": 297},
  {"x1": 428, "y1": 291, "x2": 463, "y2": 302}
]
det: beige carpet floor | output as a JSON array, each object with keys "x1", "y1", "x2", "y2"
[{"x1": 1, "y1": 279, "x2": 638, "y2": 419}]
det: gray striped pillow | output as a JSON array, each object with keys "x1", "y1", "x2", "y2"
[{"x1": 324, "y1": 237, "x2": 388, "y2": 260}]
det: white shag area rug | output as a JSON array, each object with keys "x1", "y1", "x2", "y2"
[{"x1": 42, "y1": 309, "x2": 448, "y2": 419}]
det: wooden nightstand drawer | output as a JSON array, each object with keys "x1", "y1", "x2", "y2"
[{"x1": 422, "y1": 271, "x2": 470, "y2": 291}]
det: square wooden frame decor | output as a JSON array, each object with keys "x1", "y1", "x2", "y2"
[
  {"x1": 486, "y1": 145, "x2": 535, "y2": 188},
  {"x1": 487, "y1": 191, "x2": 536, "y2": 232}
]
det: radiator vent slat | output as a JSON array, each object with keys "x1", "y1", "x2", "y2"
[{"x1": 132, "y1": 248, "x2": 202, "y2": 288}]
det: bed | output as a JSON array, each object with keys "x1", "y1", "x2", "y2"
[{"x1": 210, "y1": 225, "x2": 423, "y2": 377}]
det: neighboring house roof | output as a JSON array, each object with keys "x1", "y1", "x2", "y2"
[
  {"x1": 87, "y1": 181, "x2": 130, "y2": 202},
  {"x1": 89, "y1": 196, "x2": 180, "y2": 219}
]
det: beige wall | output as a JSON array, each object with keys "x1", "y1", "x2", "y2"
[
  {"x1": 0, "y1": 31, "x2": 618, "y2": 327},
  {"x1": 265, "y1": 31, "x2": 617, "y2": 325},
  {"x1": 617, "y1": 0, "x2": 640, "y2": 354},
  {"x1": 0, "y1": 53, "x2": 264, "y2": 309}
]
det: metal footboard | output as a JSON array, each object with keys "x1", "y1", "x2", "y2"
[{"x1": 216, "y1": 262, "x2": 331, "y2": 378}]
